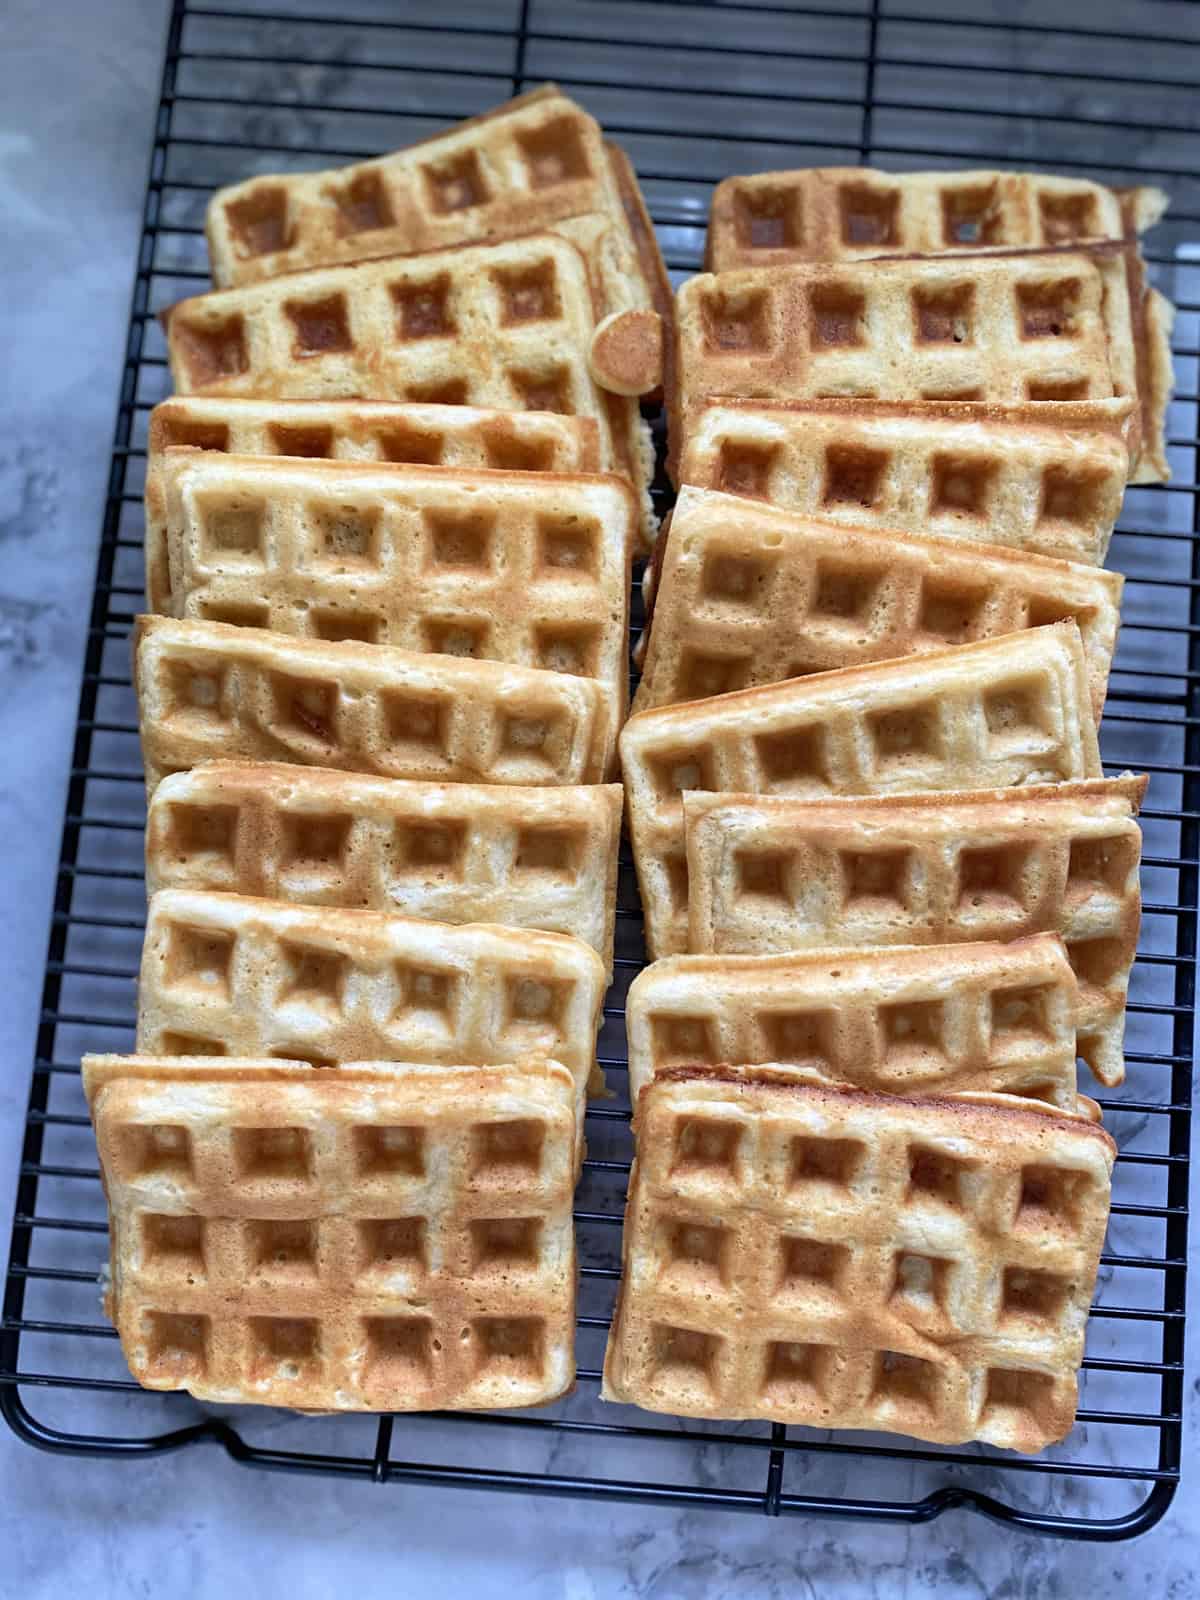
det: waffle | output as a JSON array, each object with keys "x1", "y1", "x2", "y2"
[
  {"x1": 684, "y1": 776, "x2": 1145, "y2": 1088},
  {"x1": 701, "y1": 165, "x2": 1173, "y2": 481},
  {"x1": 145, "y1": 398, "x2": 602, "y2": 611},
  {"x1": 133, "y1": 617, "x2": 610, "y2": 796},
  {"x1": 137, "y1": 887, "x2": 607, "y2": 1107},
  {"x1": 633, "y1": 487, "x2": 1121, "y2": 720},
  {"x1": 671, "y1": 251, "x2": 1116, "y2": 475},
  {"x1": 675, "y1": 397, "x2": 1133, "y2": 565},
  {"x1": 204, "y1": 84, "x2": 671, "y2": 339},
  {"x1": 621, "y1": 621, "x2": 1102, "y2": 957},
  {"x1": 162, "y1": 234, "x2": 657, "y2": 544},
  {"x1": 974, "y1": 242, "x2": 1172, "y2": 486},
  {"x1": 624, "y1": 933, "x2": 1081, "y2": 1109},
  {"x1": 705, "y1": 168, "x2": 1166, "y2": 271},
  {"x1": 601, "y1": 1070, "x2": 1115, "y2": 1451},
  {"x1": 85, "y1": 1054, "x2": 576, "y2": 1411},
  {"x1": 154, "y1": 451, "x2": 633, "y2": 750},
  {"x1": 146, "y1": 762, "x2": 623, "y2": 976}
]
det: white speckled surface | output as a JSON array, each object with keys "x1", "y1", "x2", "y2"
[{"x1": 0, "y1": 2, "x2": 1197, "y2": 1592}]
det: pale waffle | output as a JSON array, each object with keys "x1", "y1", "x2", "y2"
[
  {"x1": 670, "y1": 251, "x2": 1117, "y2": 479},
  {"x1": 85, "y1": 1054, "x2": 576, "y2": 1411},
  {"x1": 161, "y1": 234, "x2": 657, "y2": 544},
  {"x1": 601, "y1": 1070, "x2": 1115, "y2": 1452},
  {"x1": 145, "y1": 398, "x2": 602, "y2": 611},
  {"x1": 675, "y1": 398, "x2": 1133, "y2": 565},
  {"x1": 146, "y1": 762, "x2": 622, "y2": 977},
  {"x1": 133, "y1": 617, "x2": 611, "y2": 796},
  {"x1": 154, "y1": 452, "x2": 633, "y2": 752},
  {"x1": 621, "y1": 621, "x2": 1102, "y2": 957},
  {"x1": 624, "y1": 933, "x2": 1081, "y2": 1109},
  {"x1": 633, "y1": 487, "x2": 1121, "y2": 720},
  {"x1": 204, "y1": 84, "x2": 671, "y2": 334},
  {"x1": 137, "y1": 887, "x2": 607, "y2": 1107},
  {"x1": 683, "y1": 776, "x2": 1145, "y2": 1089},
  {"x1": 705, "y1": 168, "x2": 1165, "y2": 271}
]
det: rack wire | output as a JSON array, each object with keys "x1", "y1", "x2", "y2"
[{"x1": 1, "y1": 0, "x2": 1193, "y2": 1540}]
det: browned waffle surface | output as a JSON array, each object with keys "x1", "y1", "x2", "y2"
[
  {"x1": 204, "y1": 84, "x2": 671, "y2": 336},
  {"x1": 683, "y1": 778, "x2": 1144, "y2": 1088},
  {"x1": 161, "y1": 234, "x2": 657, "y2": 543},
  {"x1": 705, "y1": 168, "x2": 1164, "y2": 271},
  {"x1": 86, "y1": 1056, "x2": 577, "y2": 1411},
  {"x1": 135, "y1": 888, "x2": 607, "y2": 1106},
  {"x1": 621, "y1": 622, "x2": 1102, "y2": 957},
  {"x1": 146, "y1": 763, "x2": 622, "y2": 976},
  {"x1": 153, "y1": 452, "x2": 633, "y2": 754},
  {"x1": 671, "y1": 252, "x2": 1117, "y2": 478},
  {"x1": 624, "y1": 934, "x2": 1082, "y2": 1107},
  {"x1": 602, "y1": 1072, "x2": 1115, "y2": 1451},
  {"x1": 133, "y1": 617, "x2": 612, "y2": 793},
  {"x1": 634, "y1": 487, "x2": 1121, "y2": 719},
  {"x1": 145, "y1": 399, "x2": 603, "y2": 610},
  {"x1": 676, "y1": 398, "x2": 1133, "y2": 564}
]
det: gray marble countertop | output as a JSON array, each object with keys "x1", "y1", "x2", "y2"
[{"x1": 1, "y1": 2, "x2": 1197, "y2": 1593}]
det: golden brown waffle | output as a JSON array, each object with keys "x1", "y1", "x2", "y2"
[
  {"x1": 622, "y1": 621, "x2": 1102, "y2": 957},
  {"x1": 133, "y1": 617, "x2": 611, "y2": 796},
  {"x1": 602, "y1": 1070, "x2": 1115, "y2": 1450},
  {"x1": 85, "y1": 1054, "x2": 576, "y2": 1411},
  {"x1": 146, "y1": 762, "x2": 622, "y2": 976},
  {"x1": 204, "y1": 84, "x2": 671, "y2": 336},
  {"x1": 683, "y1": 776, "x2": 1145, "y2": 1088},
  {"x1": 971, "y1": 243, "x2": 1173, "y2": 486},
  {"x1": 670, "y1": 252, "x2": 1116, "y2": 479},
  {"x1": 705, "y1": 168, "x2": 1165, "y2": 272},
  {"x1": 137, "y1": 887, "x2": 606, "y2": 1105},
  {"x1": 624, "y1": 934, "x2": 1081, "y2": 1108},
  {"x1": 162, "y1": 234, "x2": 657, "y2": 544},
  {"x1": 633, "y1": 487, "x2": 1121, "y2": 720},
  {"x1": 701, "y1": 166, "x2": 1173, "y2": 481},
  {"x1": 675, "y1": 398, "x2": 1133, "y2": 565},
  {"x1": 154, "y1": 451, "x2": 633, "y2": 750},
  {"x1": 145, "y1": 398, "x2": 602, "y2": 611}
]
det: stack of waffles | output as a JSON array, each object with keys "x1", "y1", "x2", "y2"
[
  {"x1": 603, "y1": 165, "x2": 1167, "y2": 1451},
  {"x1": 81, "y1": 92, "x2": 1164, "y2": 1455},
  {"x1": 91, "y1": 85, "x2": 672, "y2": 1414}
]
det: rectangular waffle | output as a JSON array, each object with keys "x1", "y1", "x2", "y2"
[
  {"x1": 162, "y1": 234, "x2": 657, "y2": 543},
  {"x1": 133, "y1": 616, "x2": 611, "y2": 795},
  {"x1": 684, "y1": 776, "x2": 1145, "y2": 1088},
  {"x1": 205, "y1": 84, "x2": 671, "y2": 330},
  {"x1": 705, "y1": 167, "x2": 1166, "y2": 272},
  {"x1": 634, "y1": 487, "x2": 1121, "y2": 720},
  {"x1": 145, "y1": 762, "x2": 623, "y2": 977},
  {"x1": 145, "y1": 398, "x2": 602, "y2": 611},
  {"x1": 621, "y1": 621, "x2": 1102, "y2": 957},
  {"x1": 601, "y1": 1070, "x2": 1115, "y2": 1451},
  {"x1": 670, "y1": 251, "x2": 1116, "y2": 479},
  {"x1": 624, "y1": 933, "x2": 1082, "y2": 1109},
  {"x1": 137, "y1": 887, "x2": 607, "y2": 1105},
  {"x1": 154, "y1": 451, "x2": 633, "y2": 750},
  {"x1": 702, "y1": 164, "x2": 1173, "y2": 481},
  {"x1": 85, "y1": 1054, "x2": 576, "y2": 1411},
  {"x1": 676, "y1": 397, "x2": 1133, "y2": 565}
]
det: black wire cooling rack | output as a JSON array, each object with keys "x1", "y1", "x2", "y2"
[{"x1": 2, "y1": 0, "x2": 1195, "y2": 1541}]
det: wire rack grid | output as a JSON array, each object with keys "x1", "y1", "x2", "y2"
[{"x1": 1, "y1": 0, "x2": 1195, "y2": 1541}]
